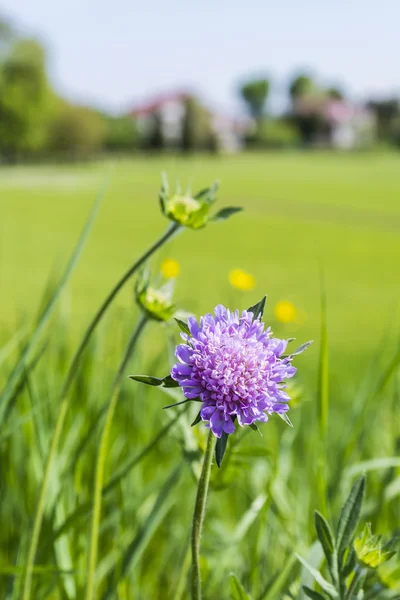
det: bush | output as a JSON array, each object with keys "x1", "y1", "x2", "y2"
[
  {"x1": 47, "y1": 103, "x2": 105, "y2": 159},
  {"x1": 104, "y1": 115, "x2": 138, "y2": 152}
]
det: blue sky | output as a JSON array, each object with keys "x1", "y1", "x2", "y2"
[{"x1": 2, "y1": 0, "x2": 399, "y2": 115}]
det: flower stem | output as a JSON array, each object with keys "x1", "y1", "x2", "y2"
[
  {"x1": 85, "y1": 314, "x2": 147, "y2": 600},
  {"x1": 191, "y1": 430, "x2": 216, "y2": 600},
  {"x1": 22, "y1": 222, "x2": 180, "y2": 600}
]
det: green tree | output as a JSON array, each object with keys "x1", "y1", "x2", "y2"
[
  {"x1": 239, "y1": 78, "x2": 270, "y2": 121},
  {"x1": 327, "y1": 86, "x2": 344, "y2": 100},
  {"x1": 103, "y1": 115, "x2": 138, "y2": 152},
  {"x1": 48, "y1": 103, "x2": 105, "y2": 158},
  {"x1": 289, "y1": 73, "x2": 314, "y2": 101},
  {"x1": 0, "y1": 38, "x2": 50, "y2": 160},
  {"x1": 181, "y1": 96, "x2": 214, "y2": 152}
]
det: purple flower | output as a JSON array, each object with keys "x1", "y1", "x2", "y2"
[{"x1": 171, "y1": 305, "x2": 298, "y2": 438}]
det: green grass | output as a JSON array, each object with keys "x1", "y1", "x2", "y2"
[{"x1": 0, "y1": 152, "x2": 399, "y2": 599}]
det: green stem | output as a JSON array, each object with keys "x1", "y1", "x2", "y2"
[
  {"x1": 86, "y1": 315, "x2": 147, "y2": 600},
  {"x1": 345, "y1": 565, "x2": 366, "y2": 600},
  {"x1": 191, "y1": 430, "x2": 216, "y2": 600},
  {"x1": 22, "y1": 221, "x2": 180, "y2": 600}
]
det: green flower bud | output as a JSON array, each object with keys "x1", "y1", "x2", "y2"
[
  {"x1": 354, "y1": 524, "x2": 397, "y2": 569},
  {"x1": 135, "y1": 270, "x2": 176, "y2": 322}
]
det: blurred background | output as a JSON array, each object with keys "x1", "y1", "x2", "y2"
[{"x1": 0, "y1": 1, "x2": 400, "y2": 598}]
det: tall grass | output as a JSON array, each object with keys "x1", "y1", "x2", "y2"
[{"x1": 0, "y1": 179, "x2": 399, "y2": 599}]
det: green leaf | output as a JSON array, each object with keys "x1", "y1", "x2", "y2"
[
  {"x1": 336, "y1": 476, "x2": 366, "y2": 561},
  {"x1": 287, "y1": 340, "x2": 314, "y2": 357},
  {"x1": 342, "y1": 546, "x2": 356, "y2": 578},
  {"x1": 278, "y1": 412, "x2": 293, "y2": 427},
  {"x1": 296, "y1": 554, "x2": 339, "y2": 597},
  {"x1": 212, "y1": 206, "x2": 243, "y2": 222},
  {"x1": 174, "y1": 317, "x2": 191, "y2": 335},
  {"x1": 194, "y1": 180, "x2": 219, "y2": 204},
  {"x1": 215, "y1": 432, "x2": 229, "y2": 468},
  {"x1": 315, "y1": 511, "x2": 338, "y2": 586},
  {"x1": 191, "y1": 411, "x2": 202, "y2": 427},
  {"x1": 163, "y1": 398, "x2": 200, "y2": 410},
  {"x1": 247, "y1": 296, "x2": 267, "y2": 321},
  {"x1": 162, "y1": 375, "x2": 180, "y2": 388},
  {"x1": 258, "y1": 554, "x2": 297, "y2": 600},
  {"x1": 129, "y1": 374, "x2": 179, "y2": 388},
  {"x1": 303, "y1": 587, "x2": 327, "y2": 600},
  {"x1": 230, "y1": 574, "x2": 252, "y2": 599},
  {"x1": 249, "y1": 423, "x2": 262, "y2": 435},
  {"x1": 129, "y1": 375, "x2": 165, "y2": 386}
]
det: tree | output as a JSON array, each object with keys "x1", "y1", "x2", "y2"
[
  {"x1": 239, "y1": 78, "x2": 270, "y2": 121},
  {"x1": 48, "y1": 103, "x2": 105, "y2": 158},
  {"x1": 289, "y1": 74, "x2": 314, "y2": 101},
  {"x1": 327, "y1": 87, "x2": 344, "y2": 100},
  {"x1": 103, "y1": 115, "x2": 138, "y2": 152},
  {"x1": 0, "y1": 38, "x2": 50, "y2": 160},
  {"x1": 181, "y1": 96, "x2": 214, "y2": 152}
]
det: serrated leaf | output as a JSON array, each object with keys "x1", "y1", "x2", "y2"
[
  {"x1": 278, "y1": 412, "x2": 293, "y2": 427},
  {"x1": 303, "y1": 587, "x2": 327, "y2": 600},
  {"x1": 336, "y1": 476, "x2": 365, "y2": 561},
  {"x1": 215, "y1": 432, "x2": 229, "y2": 468},
  {"x1": 296, "y1": 554, "x2": 339, "y2": 597},
  {"x1": 247, "y1": 296, "x2": 267, "y2": 321},
  {"x1": 212, "y1": 206, "x2": 243, "y2": 222},
  {"x1": 174, "y1": 317, "x2": 191, "y2": 336},
  {"x1": 230, "y1": 574, "x2": 252, "y2": 599},
  {"x1": 315, "y1": 511, "x2": 338, "y2": 586},
  {"x1": 191, "y1": 411, "x2": 202, "y2": 427}
]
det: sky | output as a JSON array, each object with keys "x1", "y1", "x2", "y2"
[{"x1": 2, "y1": 0, "x2": 399, "y2": 115}]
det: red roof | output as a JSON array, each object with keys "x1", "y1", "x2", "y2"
[{"x1": 128, "y1": 91, "x2": 191, "y2": 116}]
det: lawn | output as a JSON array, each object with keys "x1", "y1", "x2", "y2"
[{"x1": 1, "y1": 151, "x2": 399, "y2": 384}]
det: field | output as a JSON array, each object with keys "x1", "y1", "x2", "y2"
[{"x1": 0, "y1": 152, "x2": 400, "y2": 599}]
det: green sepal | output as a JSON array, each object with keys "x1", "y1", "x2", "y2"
[
  {"x1": 249, "y1": 423, "x2": 262, "y2": 435},
  {"x1": 129, "y1": 374, "x2": 179, "y2": 388},
  {"x1": 278, "y1": 412, "x2": 293, "y2": 427},
  {"x1": 211, "y1": 206, "x2": 243, "y2": 222},
  {"x1": 215, "y1": 431, "x2": 229, "y2": 468},
  {"x1": 247, "y1": 296, "x2": 267, "y2": 321},
  {"x1": 194, "y1": 180, "x2": 219, "y2": 205},
  {"x1": 191, "y1": 411, "x2": 202, "y2": 427},
  {"x1": 174, "y1": 318, "x2": 191, "y2": 336},
  {"x1": 284, "y1": 340, "x2": 314, "y2": 358}
]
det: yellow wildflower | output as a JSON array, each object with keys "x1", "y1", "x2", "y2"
[
  {"x1": 161, "y1": 258, "x2": 181, "y2": 279},
  {"x1": 274, "y1": 300, "x2": 297, "y2": 323},
  {"x1": 229, "y1": 269, "x2": 255, "y2": 291}
]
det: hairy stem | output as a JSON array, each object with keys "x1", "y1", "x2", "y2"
[
  {"x1": 86, "y1": 315, "x2": 147, "y2": 600},
  {"x1": 191, "y1": 430, "x2": 216, "y2": 600},
  {"x1": 22, "y1": 221, "x2": 180, "y2": 600}
]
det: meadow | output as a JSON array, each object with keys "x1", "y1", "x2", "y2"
[{"x1": 0, "y1": 151, "x2": 399, "y2": 599}]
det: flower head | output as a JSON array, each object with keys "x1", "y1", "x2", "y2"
[
  {"x1": 159, "y1": 175, "x2": 242, "y2": 229},
  {"x1": 161, "y1": 258, "x2": 181, "y2": 279},
  {"x1": 229, "y1": 269, "x2": 255, "y2": 291},
  {"x1": 135, "y1": 270, "x2": 175, "y2": 322},
  {"x1": 171, "y1": 304, "x2": 300, "y2": 438}
]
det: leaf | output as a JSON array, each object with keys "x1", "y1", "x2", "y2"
[
  {"x1": 278, "y1": 412, "x2": 293, "y2": 427},
  {"x1": 191, "y1": 411, "x2": 202, "y2": 427},
  {"x1": 215, "y1": 432, "x2": 229, "y2": 468},
  {"x1": 194, "y1": 180, "x2": 219, "y2": 204},
  {"x1": 258, "y1": 554, "x2": 297, "y2": 600},
  {"x1": 247, "y1": 296, "x2": 267, "y2": 321},
  {"x1": 287, "y1": 340, "x2": 314, "y2": 357},
  {"x1": 129, "y1": 374, "x2": 179, "y2": 388},
  {"x1": 129, "y1": 375, "x2": 165, "y2": 386},
  {"x1": 296, "y1": 554, "x2": 339, "y2": 597},
  {"x1": 212, "y1": 206, "x2": 243, "y2": 222},
  {"x1": 249, "y1": 423, "x2": 262, "y2": 435},
  {"x1": 162, "y1": 375, "x2": 180, "y2": 388},
  {"x1": 342, "y1": 546, "x2": 356, "y2": 578},
  {"x1": 336, "y1": 476, "x2": 365, "y2": 561},
  {"x1": 303, "y1": 587, "x2": 327, "y2": 600},
  {"x1": 230, "y1": 574, "x2": 252, "y2": 600},
  {"x1": 315, "y1": 511, "x2": 338, "y2": 586},
  {"x1": 174, "y1": 318, "x2": 191, "y2": 336},
  {"x1": 163, "y1": 399, "x2": 200, "y2": 410}
]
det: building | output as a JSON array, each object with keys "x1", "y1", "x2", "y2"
[
  {"x1": 128, "y1": 91, "x2": 247, "y2": 152},
  {"x1": 294, "y1": 95, "x2": 376, "y2": 149}
]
